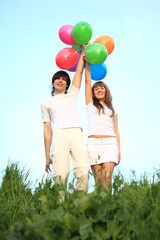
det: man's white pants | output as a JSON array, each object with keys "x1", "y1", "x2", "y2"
[{"x1": 51, "y1": 128, "x2": 90, "y2": 191}]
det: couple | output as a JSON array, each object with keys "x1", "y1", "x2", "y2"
[{"x1": 41, "y1": 45, "x2": 120, "y2": 191}]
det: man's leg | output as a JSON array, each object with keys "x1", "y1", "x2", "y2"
[
  {"x1": 52, "y1": 129, "x2": 70, "y2": 184},
  {"x1": 70, "y1": 128, "x2": 90, "y2": 191}
]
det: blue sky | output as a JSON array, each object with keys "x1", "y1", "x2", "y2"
[{"x1": 0, "y1": 0, "x2": 160, "y2": 189}]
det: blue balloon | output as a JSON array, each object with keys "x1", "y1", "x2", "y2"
[{"x1": 90, "y1": 62, "x2": 107, "y2": 81}]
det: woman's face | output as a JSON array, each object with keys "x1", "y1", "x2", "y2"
[{"x1": 93, "y1": 85, "x2": 106, "y2": 102}]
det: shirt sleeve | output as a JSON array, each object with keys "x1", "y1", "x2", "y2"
[
  {"x1": 87, "y1": 100, "x2": 93, "y2": 108},
  {"x1": 67, "y1": 85, "x2": 79, "y2": 99},
  {"x1": 41, "y1": 103, "x2": 51, "y2": 122},
  {"x1": 114, "y1": 109, "x2": 118, "y2": 116}
]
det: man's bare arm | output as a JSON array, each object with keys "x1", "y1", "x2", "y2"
[
  {"x1": 72, "y1": 44, "x2": 88, "y2": 89},
  {"x1": 44, "y1": 122, "x2": 52, "y2": 172}
]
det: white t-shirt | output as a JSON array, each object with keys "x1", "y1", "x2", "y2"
[
  {"x1": 87, "y1": 101, "x2": 116, "y2": 136},
  {"x1": 41, "y1": 86, "x2": 81, "y2": 131}
]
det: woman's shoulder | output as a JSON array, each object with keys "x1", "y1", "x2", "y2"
[{"x1": 87, "y1": 100, "x2": 93, "y2": 107}]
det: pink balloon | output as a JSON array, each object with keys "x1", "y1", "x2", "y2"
[
  {"x1": 55, "y1": 48, "x2": 79, "y2": 70},
  {"x1": 68, "y1": 50, "x2": 81, "y2": 72},
  {"x1": 59, "y1": 24, "x2": 78, "y2": 45}
]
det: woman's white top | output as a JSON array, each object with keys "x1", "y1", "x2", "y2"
[
  {"x1": 41, "y1": 86, "x2": 81, "y2": 131},
  {"x1": 87, "y1": 101, "x2": 116, "y2": 137}
]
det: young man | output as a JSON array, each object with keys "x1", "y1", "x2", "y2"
[{"x1": 41, "y1": 45, "x2": 90, "y2": 191}]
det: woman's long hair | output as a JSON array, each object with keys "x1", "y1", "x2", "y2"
[
  {"x1": 92, "y1": 81, "x2": 115, "y2": 117},
  {"x1": 51, "y1": 71, "x2": 71, "y2": 96}
]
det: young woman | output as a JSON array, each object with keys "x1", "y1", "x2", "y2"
[{"x1": 85, "y1": 62, "x2": 120, "y2": 189}]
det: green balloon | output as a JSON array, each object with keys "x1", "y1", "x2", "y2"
[
  {"x1": 85, "y1": 43, "x2": 108, "y2": 65},
  {"x1": 72, "y1": 44, "x2": 82, "y2": 50},
  {"x1": 72, "y1": 21, "x2": 92, "y2": 45}
]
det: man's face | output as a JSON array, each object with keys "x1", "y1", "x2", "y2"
[{"x1": 54, "y1": 77, "x2": 68, "y2": 94}]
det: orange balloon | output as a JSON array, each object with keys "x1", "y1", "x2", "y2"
[{"x1": 93, "y1": 35, "x2": 115, "y2": 55}]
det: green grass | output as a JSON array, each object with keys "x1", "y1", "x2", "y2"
[{"x1": 0, "y1": 162, "x2": 160, "y2": 240}]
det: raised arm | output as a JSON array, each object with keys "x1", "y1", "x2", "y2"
[
  {"x1": 114, "y1": 114, "x2": 121, "y2": 164},
  {"x1": 44, "y1": 122, "x2": 52, "y2": 172},
  {"x1": 72, "y1": 45, "x2": 88, "y2": 89},
  {"x1": 85, "y1": 61, "x2": 92, "y2": 105}
]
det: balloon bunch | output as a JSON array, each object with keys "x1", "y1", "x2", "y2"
[{"x1": 55, "y1": 21, "x2": 115, "y2": 81}]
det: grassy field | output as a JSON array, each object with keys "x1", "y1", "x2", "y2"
[{"x1": 0, "y1": 162, "x2": 160, "y2": 240}]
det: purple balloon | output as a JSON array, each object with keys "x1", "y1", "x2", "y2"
[{"x1": 68, "y1": 50, "x2": 81, "y2": 72}]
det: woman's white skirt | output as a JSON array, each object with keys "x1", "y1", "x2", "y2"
[{"x1": 87, "y1": 137, "x2": 118, "y2": 166}]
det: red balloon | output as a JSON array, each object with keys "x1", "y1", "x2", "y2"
[
  {"x1": 68, "y1": 50, "x2": 81, "y2": 72},
  {"x1": 55, "y1": 48, "x2": 78, "y2": 69}
]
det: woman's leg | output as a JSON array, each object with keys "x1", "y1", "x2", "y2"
[
  {"x1": 91, "y1": 164, "x2": 103, "y2": 184},
  {"x1": 101, "y1": 162, "x2": 115, "y2": 189}
]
